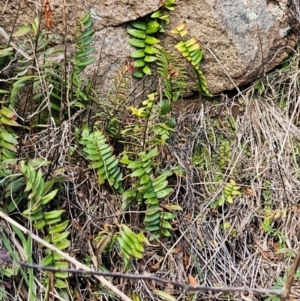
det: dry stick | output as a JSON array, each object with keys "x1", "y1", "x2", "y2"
[
  {"x1": 281, "y1": 248, "x2": 300, "y2": 301},
  {"x1": 0, "y1": 211, "x2": 133, "y2": 301}
]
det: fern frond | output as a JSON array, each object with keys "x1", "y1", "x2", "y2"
[
  {"x1": 127, "y1": 2, "x2": 175, "y2": 78},
  {"x1": 156, "y1": 45, "x2": 187, "y2": 104},
  {"x1": 117, "y1": 224, "x2": 148, "y2": 270},
  {"x1": 19, "y1": 161, "x2": 70, "y2": 287},
  {"x1": 81, "y1": 127, "x2": 123, "y2": 191},
  {"x1": 0, "y1": 107, "x2": 19, "y2": 173},
  {"x1": 74, "y1": 13, "x2": 96, "y2": 75},
  {"x1": 109, "y1": 65, "x2": 131, "y2": 110},
  {"x1": 121, "y1": 148, "x2": 174, "y2": 238},
  {"x1": 172, "y1": 22, "x2": 212, "y2": 96}
]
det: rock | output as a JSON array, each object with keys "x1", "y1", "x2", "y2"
[
  {"x1": 0, "y1": 0, "x2": 299, "y2": 95},
  {"x1": 0, "y1": 0, "x2": 161, "y2": 40},
  {"x1": 162, "y1": 0, "x2": 299, "y2": 93}
]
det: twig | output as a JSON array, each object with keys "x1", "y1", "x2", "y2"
[
  {"x1": 281, "y1": 248, "x2": 300, "y2": 301},
  {"x1": 0, "y1": 211, "x2": 133, "y2": 301}
]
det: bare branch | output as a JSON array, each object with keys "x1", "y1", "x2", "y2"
[{"x1": 281, "y1": 248, "x2": 300, "y2": 301}]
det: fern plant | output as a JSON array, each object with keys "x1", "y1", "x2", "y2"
[
  {"x1": 210, "y1": 179, "x2": 242, "y2": 209},
  {"x1": 121, "y1": 148, "x2": 178, "y2": 239},
  {"x1": 80, "y1": 125, "x2": 123, "y2": 191},
  {"x1": 19, "y1": 161, "x2": 70, "y2": 289},
  {"x1": 74, "y1": 13, "x2": 96, "y2": 75},
  {"x1": 156, "y1": 45, "x2": 187, "y2": 104},
  {"x1": 127, "y1": 0, "x2": 175, "y2": 77},
  {"x1": 171, "y1": 22, "x2": 211, "y2": 96},
  {"x1": 101, "y1": 65, "x2": 132, "y2": 138},
  {"x1": 126, "y1": 92, "x2": 175, "y2": 147},
  {"x1": 117, "y1": 224, "x2": 148, "y2": 270},
  {"x1": 0, "y1": 107, "x2": 19, "y2": 167}
]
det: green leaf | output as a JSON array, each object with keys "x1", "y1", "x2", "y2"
[
  {"x1": 144, "y1": 45, "x2": 158, "y2": 55},
  {"x1": 138, "y1": 182, "x2": 152, "y2": 193},
  {"x1": 122, "y1": 190, "x2": 136, "y2": 200},
  {"x1": 142, "y1": 65, "x2": 151, "y2": 74},
  {"x1": 41, "y1": 189, "x2": 58, "y2": 205},
  {"x1": 78, "y1": 28, "x2": 95, "y2": 40},
  {"x1": 146, "y1": 205, "x2": 160, "y2": 215},
  {"x1": 43, "y1": 210, "x2": 65, "y2": 221},
  {"x1": 76, "y1": 46, "x2": 95, "y2": 58},
  {"x1": 146, "y1": 20, "x2": 160, "y2": 34},
  {"x1": 128, "y1": 39, "x2": 145, "y2": 48},
  {"x1": 77, "y1": 36, "x2": 94, "y2": 48},
  {"x1": 54, "y1": 269, "x2": 69, "y2": 278},
  {"x1": 127, "y1": 28, "x2": 146, "y2": 39},
  {"x1": 161, "y1": 220, "x2": 173, "y2": 229},
  {"x1": 160, "y1": 228, "x2": 171, "y2": 237},
  {"x1": 54, "y1": 279, "x2": 68, "y2": 288},
  {"x1": 80, "y1": 12, "x2": 92, "y2": 25},
  {"x1": 131, "y1": 168, "x2": 146, "y2": 177},
  {"x1": 0, "y1": 106, "x2": 16, "y2": 119},
  {"x1": 143, "y1": 191, "x2": 156, "y2": 199},
  {"x1": 144, "y1": 224, "x2": 160, "y2": 232},
  {"x1": 144, "y1": 55, "x2": 157, "y2": 63},
  {"x1": 185, "y1": 37, "x2": 197, "y2": 48},
  {"x1": 156, "y1": 188, "x2": 173, "y2": 199},
  {"x1": 130, "y1": 49, "x2": 145, "y2": 58},
  {"x1": 153, "y1": 180, "x2": 168, "y2": 192},
  {"x1": 48, "y1": 221, "x2": 69, "y2": 235},
  {"x1": 145, "y1": 36, "x2": 160, "y2": 45},
  {"x1": 74, "y1": 56, "x2": 96, "y2": 67},
  {"x1": 140, "y1": 174, "x2": 150, "y2": 184},
  {"x1": 0, "y1": 116, "x2": 20, "y2": 127},
  {"x1": 175, "y1": 41, "x2": 187, "y2": 52},
  {"x1": 151, "y1": 11, "x2": 162, "y2": 18},
  {"x1": 41, "y1": 254, "x2": 54, "y2": 266},
  {"x1": 134, "y1": 59, "x2": 146, "y2": 67},
  {"x1": 163, "y1": 213, "x2": 176, "y2": 220},
  {"x1": 130, "y1": 21, "x2": 147, "y2": 30},
  {"x1": 168, "y1": 204, "x2": 183, "y2": 211},
  {"x1": 13, "y1": 25, "x2": 31, "y2": 37},
  {"x1": 131, "y1": 248, "x2": 143, "y2": 259},
  {"x1": 0, "y1": 47, "x2": 13, "y2": 57},
  {"x1": 187, "y1": 42, "x2": 201, "y2": 53},
  {"x1": 0, "y1": 131, "x2": 18, "y2": 144},
  {"x1": 133, "y1": 71, "x2": 144, "y2": 78},
  {"x1": 147, "y1": 147, "x2": 159, "y2": 159},
  {"x1": 52, "y1": 231, "x2": 70, "y2": 244},
  {"x1": 0, "y1": 140, "x2": 17, "y2": 152},
  {"x1": 117, "y1": 237, "x2": 132, "y2": 256},
  {"x1": 33, "y1": 220, "x2": 46, "y2": 230},
  {"x1": 127, "y1": 161, "x2": 143, "y2": 169},
  {"x1": 55, "y1": 239, "x2": 71, "y2": 250},
  {"x1": 144, "y1": 211, "x2": 160, "y2": 223}
]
